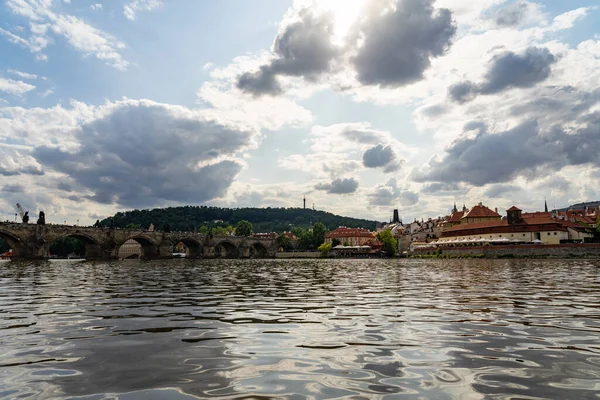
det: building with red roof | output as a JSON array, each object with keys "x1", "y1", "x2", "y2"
[
  {"x1": 460, "y1": 202, "x2": 502, "y2": 224},
  {"x1": 325, "y1": 226, "x2": 376, "y2": 246},
  {"x1": 440, "y1": 205, "x2": 595, "y2": 244}
]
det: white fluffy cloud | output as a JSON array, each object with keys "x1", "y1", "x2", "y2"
[
  {"x1": 2, "y1": 0, "x2": 128, "y2": 69},
  {"x1": 124, "y1": 0, "x2": 162, "y2": 21},
  {"x1": 0, "y1": 77, "x2": 35, "y2": 94}
]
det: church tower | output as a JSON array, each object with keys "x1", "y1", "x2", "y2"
[
  {"x1": 392, "y1": 209, "x2": 400, "y2": 224},
  {"x1": 544, "y1": 199, "x2": 548, "y2": 213}
]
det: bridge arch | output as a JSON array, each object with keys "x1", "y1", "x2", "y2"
[
  {"x1": 0, "y1": 229, "x2": 25, "y2": 258},
  {"x1": 215, "y1": 240, "x2": 238, "y2": 258},
  {"x1": 49, "y1": 232, "x2": 102, "y2": 259},
  {"x1": 249, "y1": 242, "x2": 269, "y2": 258},
  {"x1": 120, "y1": 236, "x2": 160, "y2": 259},
  {"x1": 173, "y1": 238, "x2": 203, "y2": 258}
]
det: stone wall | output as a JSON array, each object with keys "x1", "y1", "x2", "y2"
[
  {"x1": 275, "y1": 251, "x2": 321, "y2": 258},
  {"x1": 412, "y1": 243, "x2": 600, "y2": 258}
]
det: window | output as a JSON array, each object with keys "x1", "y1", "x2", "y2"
[
  {"x1": 547, "y1": 232, "x2": 551, "y2": 236},
  {"x1": 554, "y1": 232, "x2": 557, "y2": 235},
  {"x1": 523, "y1": 234, "x2": 526, "y2": 236}
]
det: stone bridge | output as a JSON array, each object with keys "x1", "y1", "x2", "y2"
[{"x1": 0, "y1": 222, "x2": 280, "y2": 259}]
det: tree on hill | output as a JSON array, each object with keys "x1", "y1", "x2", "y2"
[
  {"x1": 312, "y1": 222, "x2": 327, "y2": 248},
  {"x1": 235, "y1": 220, "x2": 253, "y2": 236},
  {"x1": 596, "y1": 214, "x2": 600, "y2": 233},
  {"x1": 99, "y1": 206, "x2": 379, "y2": 233}
]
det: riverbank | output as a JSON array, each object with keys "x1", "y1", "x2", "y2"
[{"x1": 411, "y1": 243, "x2": 600, "y2": 259}]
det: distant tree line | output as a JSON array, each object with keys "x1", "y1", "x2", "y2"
[{"x1": 99, "y1": 206, "x2": 379, "y2": 233}]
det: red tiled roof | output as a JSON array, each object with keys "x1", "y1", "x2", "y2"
[
  {"x1": 442, "y1": 218, "x2": 567, "y2": 236},
  {"x1": 448, "y1": 211, "x2": 464, "y2": 223},
  {"x1": 522, "y1": 212, "x2": 551, "y2": 219},
  {"x1": 325, "y1": 227, "x2": 374, "y2": 239},
  {"x1": 507, "y1": 206, "x2": 521, "y2": 212},
  {"x1": 462, "y1": 204, "x2": 501, "y2": 219}
]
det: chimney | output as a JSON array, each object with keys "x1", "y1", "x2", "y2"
[{"x1": 495, "y1": 207, "x2": 498, "y2": 213}]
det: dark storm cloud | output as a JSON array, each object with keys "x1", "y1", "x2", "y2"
[
  {"x1": 415, "y1": 116, "x2": 600, "y2": 186},
  {"x1": 1, "y1": 183, "x2": 25, "y2": 193},
  {"x1": 314, "y1": 177, "x2": 359, "y2": 194},
  {"x1": 352, "y1": 0, "x2": 456, "y2": 87},
  {"x1": 236, "y1": 8, "x2": 339, "y2": 96},
  {"x1": 449, "y1": 47, "x2": 557, "y2": 103},
  {"x1": 495, "y1": 0, "x2": 531, "y2": 27},
  {"x1": 32, "y1": 102, "x2": 253, "y2": 208},
  {"x1": 362, "y1": 144, "x2": 401, "y2": 172}
]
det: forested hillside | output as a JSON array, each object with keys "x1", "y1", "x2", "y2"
[{"x1": 99, "y1": 206, "x2": 380, "y2": 233}]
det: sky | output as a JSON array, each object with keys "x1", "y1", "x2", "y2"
[{"x1": 1, "y1": 0, "x2": 599, "y2": 226}]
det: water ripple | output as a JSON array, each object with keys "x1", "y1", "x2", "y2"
[{"x1": 1, "y1": 258, "x2": 599, "y2": 399}]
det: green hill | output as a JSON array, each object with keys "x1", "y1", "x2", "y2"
[{"x1": 99, "y1": 206, "x2": 381, "y2": 233}]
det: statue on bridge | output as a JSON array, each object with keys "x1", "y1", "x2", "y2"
[
  {"x1": 22, "y1": 211, "x2": 29, "y2": 224},
  {"x1": 37, "y1": 211, "x2": 45, "y2": 225}
]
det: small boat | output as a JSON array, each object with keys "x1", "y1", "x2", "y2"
[{"x1": 48, "y1": 258, "x2": 86, "y2": 262}]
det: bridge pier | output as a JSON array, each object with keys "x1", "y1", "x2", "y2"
[
  {"x1": 203, "y1": 246, "x2": 215, "y2": 258},
  {"x1": 85, "y1": 243, "x2": 104, "y2": 259}
]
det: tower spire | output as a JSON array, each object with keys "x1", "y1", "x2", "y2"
[
  {"x1": 303, "y1": 196, "x2": 306, "y2": 209},
  {"x1": 544, "y1": 198, "x2": 548, "y2": 213}
]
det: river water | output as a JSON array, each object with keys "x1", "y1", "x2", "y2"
[{"x1": 1, "y1": 259, "x2": 599, "y2": 399}]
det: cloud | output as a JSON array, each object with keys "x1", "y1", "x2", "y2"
[
  {"x1": 415, "y1": 117, "x2": 600, "y2": 186},
  {"x1": 362, "y1": 144, "x2": 401, "y2": 172},
  {"x1": 447, "y1": 80, "x2": 478, "y2": 104},
  {"x1": 351, "y1": 0, "x2": 456, "y2": 87},
  {"x1": 7, "y1": 69, "x2": 38, "y2": 80},
  {"x1": 31, "y1": 100, "x2": 256, "y2": 208},
  {"x1": 124, "y1": 0, "x2": 162, "y2": 21},
  {"x1": 91, "y1": 4, "x2": 102, "y2": 11},
  {"x1": 480, "y1": 47, "x2": 557, "y2": 94},
  {"x1": 1, "y1": 183, "x2": 25, "y2": 193},
  {"x1": 236, "y1": 8, "x2": 339, "y2": 96},
  {"x1": 421, "y1": 182, "x2": 465, "y2": 195},
  {"x1": 236, "y1": 0, "x2": 456, "y2": 96},
  {"x1": 0, "y1": 145, "x2": 44, "y2": 176},
  {"x1": 2, "y1": 0, "x2": 128, "y2": 69},
  {"x1": 494, "y1": 0, "x2": 535, "y2": 27},
  {"x1": 314, "y1": 177, "x2": 359, "y2": 194},
  {"x1": 483, "y1": 184, "x2": 522, "y2": 198},
  {"x1": 449, "y1": 47, "x2": 557, "y2": 103},
  {"x1": 368, "y1": 177, "x2": 418, "y2": 206},
  {"x1": 0, "y1": 77, "x2": 35, "y2": 95}
]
